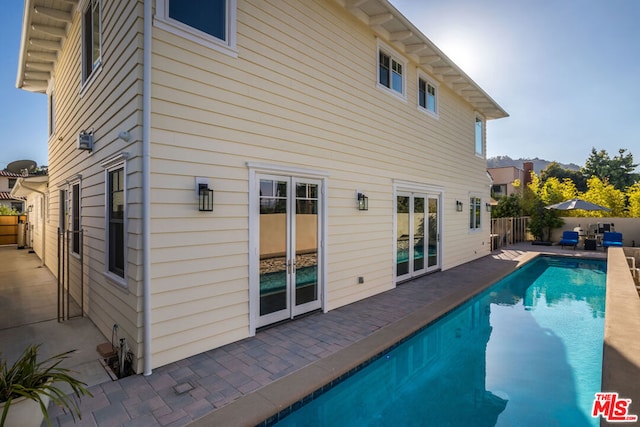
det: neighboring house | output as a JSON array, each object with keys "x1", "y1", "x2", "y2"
[
  {"x1": 16, "y1": 0, "x2": 507, "y2": 374},
  {"x1": 0, "y1": 170, "x2": 25, "y2": 212},
  {"x1": 487, "y1": 162, "x2": 533, "y2": 197}
]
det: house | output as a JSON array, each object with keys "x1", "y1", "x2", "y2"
[
  {"x1": 487, "y1": 162, "x2": 533, "y2": 198},
  {"x1": 0, "y1": 170, "x2": 25, "y2": 212},
  {"x1": 16, "y1": 0, "x2": 507, "y2": 374},
  {"x1": 10, "y1": 174, "x2": 49, "y2": 261}
]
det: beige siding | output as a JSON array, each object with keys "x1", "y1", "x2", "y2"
[
  {"x1": 46, "y1": 1, "x2": 145, "y2": 371},
  {"x1": 148, "y1": 0, "x2": 494, "y2": 367}
]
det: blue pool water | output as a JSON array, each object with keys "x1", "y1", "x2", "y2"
[{"x1": 273, "y1": 256, "x2": 607, "y2": 426}]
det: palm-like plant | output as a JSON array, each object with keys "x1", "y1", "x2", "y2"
[{"x1": 0, "y1": 344, "x2": 93, "y2": 426}]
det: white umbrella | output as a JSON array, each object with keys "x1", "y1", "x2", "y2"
[{"x1": 545, "y1": 198, "x2": 610, "y2": 211}]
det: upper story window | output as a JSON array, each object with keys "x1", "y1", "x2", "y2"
[
  {"x1": 475, "y1": 116, "x2": 484, "y2": 156},
  {"x1": 377, "y1": 41, "x2": 406, "y2": 99},
  {"x1": 82, "y1": 0, "x2": 102, "y2": 84},
  {"x1": 418, "y1": 75, "x2": 438, "y2": 117},
  {"x1": 155, "y1": 0, "x2": 237, "y2": 57},
  {"x1": 469, "y1": 196, "x2": 482, "y2": 230},
  {"x1": 48, "y1": 91, "x2": 55, "y2": 136},
  {"x1": 8, "y1": 178, "x2": 17, "y2": 189}
]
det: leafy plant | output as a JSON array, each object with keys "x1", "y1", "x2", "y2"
[{"x1": 0, "y1": 345, "x2": 93, "y2": 426}]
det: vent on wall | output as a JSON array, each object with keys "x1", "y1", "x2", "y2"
[{"x1": 77, "y1": 131, "x2": 93, "y2": 151}]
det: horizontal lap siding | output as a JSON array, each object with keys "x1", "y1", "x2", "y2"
[
  {"x1": 48, "y1": 1, "x2": 145, "y2": 370},
  {"x1": 149, "y1": 0, "x2": 492, "y2": 365}
]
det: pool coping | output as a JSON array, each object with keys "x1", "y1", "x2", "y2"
[
  {"x1": 601, "y1": 247, "x2": 640, "y2": 426},
  {"x1": 189, "y1": 252, "x2": 538, "y2": 427}
]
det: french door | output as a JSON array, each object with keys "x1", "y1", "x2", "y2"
[
  {"x1": 256, "y1": 174, "x2": 323, "y2": 328},
  {"x1": 396, "y1": 192, "x2": 440, "y2": 282}
]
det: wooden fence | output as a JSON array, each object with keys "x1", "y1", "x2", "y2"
[
  {"x1": 0, "y1": 215, "x2": 27, "y2": 245},
  {"x1": 490, "y1": 216, "x2": 531, "y2": 250}
]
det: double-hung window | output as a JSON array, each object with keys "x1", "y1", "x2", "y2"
[
  {"x1": 475, "y1": 116, "x2": 484, "y2": 156},
  {"x1": 82, "y1": 0, "x2": 101, "y2": 84},
  {"x1": 418, "y1": 75, "x2": 438, "y2": 117},
  {"x1": 155, "y1": 0, "x2": 237, "y2": 56},
  {"x1": 469, "y1": 196, "x2": 482, "y2": 230},
  {"x1": 102, "y1": 156, "x2": 127, "y2": 280},
  {"x1": 377, "y1": 42, "x2": 406, "y2": 99}
]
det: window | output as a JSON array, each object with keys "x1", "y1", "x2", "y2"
[
  {"x1": 107, "y1": 167, "x2": 125, "y2": 278},
  {"x1": 469, "y1": 196, "x2": 482, "y2": 230},
  {"x1": 71, "y1": 182, "x2": 81, "y2": 255},
  {"x1": 155, "y1": 0, "x2": 237, "y2": 56},
  {"x1": 82, "y1": 0, "x2": 101, "y2": 83},
  {"x1": 418, "y1": 77, "x2": 438, "y2": 116},
  {"x1": 475, "y1": 117, "x2": 484, "y2": 156},
  {"x1": 48, "y1": 92, "x2": 55, "y2": 136},
  {"x1": 59, "y1": 189, "x2": 67, "y2": 233},
  {"x1": 377, "y1": 43, "x2": 406, "y2": 98},
  {"x1": 8, "y1": 178, "x2": 16, "y2": 189},
  {"x1": 492, "y1": 184, "x2": 507, "y2": 197}
]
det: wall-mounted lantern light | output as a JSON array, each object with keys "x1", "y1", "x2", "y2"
[
  {"x1": 357, "y1": 192, "x2": 369, "y2": 211},
  {"x1": 198, "y1": 183, "x2": 213, "y2": 211},
  {"x1": 456, "y1": 200, "x2": 463, "y2": 212},
  {"x1": 27, "y1": 205, "x2": 33, "y2": 213},
  {"x1": 486, "y1": 202, "x2": 492, "y2": 212}
]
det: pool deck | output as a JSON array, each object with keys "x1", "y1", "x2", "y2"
[{"x1": 3, "y1": 243, "x2": 638, "y2": 426}]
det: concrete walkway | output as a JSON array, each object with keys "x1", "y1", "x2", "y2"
[{"x1": 0, "y1": 244, "x2": 611, "y2": 426}]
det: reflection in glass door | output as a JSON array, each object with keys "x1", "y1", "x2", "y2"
[
  {"x1": 396, "y1": 191, "x2": 440, "y2": 282},
  {"x1": 257, "y1": 175, "x2": 322, "y2": 328}
]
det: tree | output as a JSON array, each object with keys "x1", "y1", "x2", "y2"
[
  {"x1": 540, "y1": 162, "x2": 587, "y2": 192},
  {"x1": 627, "y1": 182, "x2": 640, "y2": 218},
  {"x1": 492, "y1": 193, "x2": 522, "y2": 218},
  {"x1": 581, "y1": 177, "x2": 626, "y2": 217},
  {"x1": 524, "y1": 172, "x2": 564, "y2": 241},
  {"x1": 582, "y1": 148, "x2": 639, "y2": 191}
]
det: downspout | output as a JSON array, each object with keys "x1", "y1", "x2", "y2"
[
  {"x1": 14, "y1": 182, "x2": 46, "y2": 267},
  {"x1": 142, "y1": 0, "x2": 152, "y2": 376}
]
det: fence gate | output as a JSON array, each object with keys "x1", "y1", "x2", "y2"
[
  {"x1": 57, "y1": 228, "x2": 84, "y2": 321},
  {"x1": 0, "y1": 215, "x2": 27, "y2": 245}
]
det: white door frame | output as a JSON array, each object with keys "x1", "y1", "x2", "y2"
[
  {"x1": 393, "y1": 180, "x2": 443, "y2": 284},
  {"x1": 248, "y1": 163, "x2": 328, "y2": 335}
]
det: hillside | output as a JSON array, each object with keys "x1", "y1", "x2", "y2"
[{"x1": 487, "y1": 156, "x2": 581, "y2": 173}]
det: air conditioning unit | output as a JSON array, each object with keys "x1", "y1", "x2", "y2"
[{"x1": 77, "y1": 132, "x2": 93, "y2": 151}]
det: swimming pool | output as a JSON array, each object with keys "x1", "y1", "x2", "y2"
[{"x1": 272, "y1": 256, "x2": 607, "y2": 426}]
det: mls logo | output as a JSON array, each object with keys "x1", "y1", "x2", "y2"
[{"x1": 592, "y1": 392, "x2": 638, "y2": 422}]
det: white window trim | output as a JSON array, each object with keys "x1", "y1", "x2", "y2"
[
  {"x1": 469, "y1": 194, "x2": 483, "y2": 232},
  {"x1": 417, "y1": 72, "x2": 439, "y2": 119},
  {"x1": 47, "y1": 79, "x2": 55, "y2": 138},
  {"x1": 154, "y1": 0, "x2": 238, "y2": 58},
  {"x1": 80, "y1": 0, "x2": 103, "y2": 91},
  {"x1": 102, "y1": 153, "x2": 128, "y2": 288},
  {"x1": 377, "y1": 39, "x2": 407, "y2": 102},
  {"x1": 475, "y1": 115, "x2": 485, "y2": 157}
]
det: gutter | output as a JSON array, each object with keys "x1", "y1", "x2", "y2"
[{"x1": 142, "y1": 0, "x2": 152, "y2": 376}]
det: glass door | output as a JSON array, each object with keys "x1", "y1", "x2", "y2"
[
  {"x1": 396, "y1": 191, "x2": 440, "y2": 282},
  {"x1": 257, "y1": 175, "x2": 322, "y2": 328},
  {"x1": 427, "y1": 195, "x2": 439, "y2": 271}
]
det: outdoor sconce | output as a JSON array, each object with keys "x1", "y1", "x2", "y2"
[
  {"x1": 456, "y1": 200, "x2": 463, "y2": 212},
  {"x1": 198, "y1": 183, "x2": 213, "y2": 212},
  {"x1": 27, "y1": 205, "x2": 33, "y2": 213},
  {"x1": 357, "y1": 192, "x2": 369, "y2": 211},
  {"x1": 486, "y1": 202, "x2": 491, "y2": 212}
]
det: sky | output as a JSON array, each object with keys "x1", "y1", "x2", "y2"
[{"x1": 0, "y1": 1, "x2": 639, "y2": 171}]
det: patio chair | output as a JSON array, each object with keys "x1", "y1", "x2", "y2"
[
  {"x1": 559, "y1": 231, "x2": 579, "y2": 249},
  {"x1": 602, "y1": 232, "x2": 623, "y2": 250}
]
